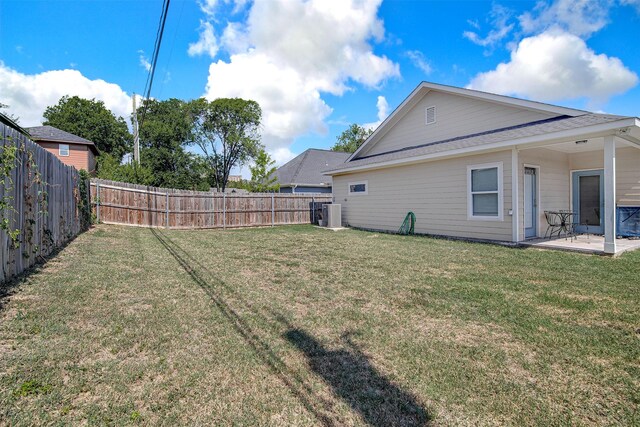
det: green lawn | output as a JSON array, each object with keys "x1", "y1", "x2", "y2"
[{"x1": 1, "y1": 225, "x2": 639, "y2": 426}]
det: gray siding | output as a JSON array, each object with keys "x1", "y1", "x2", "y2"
[
  {"x1": 518, "y1": 148, "x2": 571, "y2": 239},
  {"x1": 358, "y1": 91, "x2": 557, "y2": 158},
  {"x1": 569, "y1": 147, "x2": 640, "y2": 206},
  {"x1": 516, "y1": 146, "x2": 640, "y2": 239},
  {"x1": 333, "y1": 150, "x2": 513, "y2": 241}
]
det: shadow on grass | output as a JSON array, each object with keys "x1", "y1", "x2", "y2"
[
  {"x1": 284, "y1": 328, "x2": 430, "y2": 427},
  {"x1": 150, "y1": 228, "x2": 430, "y2": 426},
  {"x1": 150, "y1": 228, "x2": 337, "y2": 426},
  {"x1": 0, "y1": 231, "x2": 84, "y2": 312}
]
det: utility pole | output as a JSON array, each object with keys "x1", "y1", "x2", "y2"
[{"x1": 132, "y1": 94, "x2": 140, "y2": 165}]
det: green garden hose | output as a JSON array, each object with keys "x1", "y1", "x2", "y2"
[{"x1": 399, "y1": 211, "x2": 416, "y2": 235}]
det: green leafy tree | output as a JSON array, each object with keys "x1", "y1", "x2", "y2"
[
  {"x1": 43, "y1": 96, "x2": 132, "y2": 159},
  {"x1": 0, "y1": 102, "x2": 19, "y2": 123},
  {"x1": 137, "y1": 98, "x2": 208, "y2": 190},
  {"x1": 331, "y1": 123, "x2": 373, "y2": 153},
  {"x1": 249, "y1": 149, "x2": 279, "y2": 192},
  {"x1": 96, "y1": 153, "x2": 154, "y2": 186},
  {"x1": 191, "y1": 98, "x2": 262, "y2": 192}
]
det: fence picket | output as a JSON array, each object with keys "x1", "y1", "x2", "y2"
[
  {"x1": 89, "y1": 179, "x2": 332, "y2": 229},
  {"x1": 1, "y1": 123, "x2": 86, "y2": 283}
]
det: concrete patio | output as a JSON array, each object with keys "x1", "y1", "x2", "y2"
[{"x1": 521, "y1": 234, "x2": 640, "y2": 256}]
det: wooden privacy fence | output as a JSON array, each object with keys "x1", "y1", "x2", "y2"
[
  {"x1": 90, "y1": 179, "x2": 333, "y2": 229},
  {"x1": 1, "y1": 122, "x2": 87, "y2": 283}
]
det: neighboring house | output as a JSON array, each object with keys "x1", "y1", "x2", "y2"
[
  {"x1": 228, "y1": 174, "x2": 243, "y2": 182},
  {"x1": 27, "y1": 125, "x2": 98, "y2": 173},
  {"x1": 325, "y1": 81, "x2": 640, "y2": 254},
  {"x1": 274, "y1": 148, "x2": 350, "y2": 193}
]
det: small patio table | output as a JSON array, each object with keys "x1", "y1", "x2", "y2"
[{"x1": 545, "y1": 210, "x2": 575, "y2": 239}]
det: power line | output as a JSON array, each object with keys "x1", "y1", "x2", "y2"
[
  {"x1": 137, "y1": 0, "x2": 171, "y2": 132},
  {"x1": 157, "y1": 0, "x2": 186, "y2": 99}
]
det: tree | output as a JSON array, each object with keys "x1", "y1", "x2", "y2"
[
  {"x1": 331, "y1": 123, "x2": 373, "y2": 153},
  {"x1": 191, "y1": 98, "x2": 262, "y2": 192},
  {"x1": 0, "y1": 102, "x2": 19, "y2": 123},
  {"x1": 43, "y1": 96, "x2": 132, "y2": 159},
  {"x1": 137, "y1": 98, "x2": 207, "y2": 190},
  {"x1": 249, "y1": 149, "x2": 279, "y2": 192},
  {"x1": 96, "y1": 153, "x2": 154, "y2": 185}
]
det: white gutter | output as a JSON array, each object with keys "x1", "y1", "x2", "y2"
[
  {"x1": 326, "y1": 117, "x2": 639, "y2": 176},
  {"x1": 288, "y1": 183, "x2": 331, "y2": 187}
]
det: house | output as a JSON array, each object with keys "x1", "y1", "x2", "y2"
[
  {"x1": 274, "y1": 148, "x2": 350, "y2": 193},
  {"x1": 325, "y1": 82, "x2": 640, "y2": 255},
  {"x1": 27, "y1": 125, "x2": 98, "y2": 173}
]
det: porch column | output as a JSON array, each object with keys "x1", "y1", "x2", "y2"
[
  {"x1": 511, "y1": 148, "x2": 520, "y2": 242},
  {"x1": 603, "y1": 135, "x2": 616, "y2": 254}
]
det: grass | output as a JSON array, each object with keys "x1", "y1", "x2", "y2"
[{"x1": 1, "y1": 224, "x2": 639, "y2": 426}]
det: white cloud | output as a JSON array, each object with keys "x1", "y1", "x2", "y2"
[
  {"x1": 188, "y1": 21, "x2": 219, "y2": 58},
  {"x1": 519, "y1": 0, "x2": 613, "y2": 38},
  {"x1": 198, "y1": 0, "x2": 218, "y2": 16},
  {"x1": 270, "y1": 147, "x2": 297, "y2": 166},
  {"x1": 220, "y1": 22, "x2": 250, "y2": 54},
  {"x1": 467, "y1": 31, "x2": 638, "y2": 106},
  {"x1": 0, "y1": 62, "x2": 132, "y2": 126},
  {"x1": 138, "y1": 50, "x2": 151, "y2": 71},
  {"x1": 206, "y1": 53, "x2": 333, "y2": 149},
  {"x1": 620, "y1": 0, "x2": 640, "y2": 12},
  {"x1": 463, "y1": 3, "x2": 514, "y2": 50},
  {"x1": 203, "y1": 0, "x2": 399, "y2": 152},
  {"x1": 405, "y1": 50, "x2": 432, "y2": 74},
  {"x1": 363, "y1": 95, "x2": 389, "y2": 131}
]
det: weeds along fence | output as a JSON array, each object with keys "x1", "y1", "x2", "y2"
[
  {"x1": 90, "y1": 179, "x2": 333, "y2": 229},
  {"x1": 1, "y1": 122, "x2": 88, "y2": 283}
]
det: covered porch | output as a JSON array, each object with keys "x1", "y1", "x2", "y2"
[
  {"x1": 511, "y1": 126, "x2": 640, "y2": 255},
  {"x1": 520, "y1": 235, "x2": 640, "y2": 256}
]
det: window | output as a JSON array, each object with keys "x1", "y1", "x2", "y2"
[
  {"x1": 59, "y1": 144, "x2": 70, "y2": 157},
  {"x1": 425, "y1": 106, "x2": 436, "y2": 125},
  {"x1": 348, "y1": 180, "x2": 368, "y2": 195},
  {"x1": 467, "y1": 162, "x2": 503, "y2": 220}
]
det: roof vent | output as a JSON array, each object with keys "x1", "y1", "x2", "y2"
[{"x1": 425, "y1": 106, "x2": 436, "y2": 125}]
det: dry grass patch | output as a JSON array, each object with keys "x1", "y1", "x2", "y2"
[{"x1": 1, "y1": 224, "x2": 639, "y2": 426}]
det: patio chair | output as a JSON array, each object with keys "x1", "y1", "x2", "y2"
[{"x1": 544, "y1": 211, "x2": 562, "y2": 239}]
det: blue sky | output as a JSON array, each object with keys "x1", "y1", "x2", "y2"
[{"x1": 1, "y1": 0, "x2": 639, "y2": 170}]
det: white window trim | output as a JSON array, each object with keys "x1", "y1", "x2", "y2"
[
  {"x1": 425, "y1": 105, "x2": 436, "y2": 125},
  {"x1": 348, "y1": 180, "x2": 368, "y2": 196},
  {"x1": 59, "y1": 144, "x2": 70, "y2": 157},
  {"x1": 467, "y1": 162, "x2": 504, "y2": 221}
]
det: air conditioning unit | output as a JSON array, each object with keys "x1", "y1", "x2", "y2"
[{"x1": 322, "y1": 204, "x2": 341, "y2": 228}]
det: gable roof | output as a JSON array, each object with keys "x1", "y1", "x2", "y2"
[
  {"x1": 26, "y1": 125, "x2": 99, "y2": 155},
  {"x1": 350, "y1": 81, "x2": 588, "y2": 161},
  {"x1": 326, "y1": 113, "x2": 637, "y2": 175},
  {"x1": 274, "y1": 149, "x2": 350, "y2": 187}
]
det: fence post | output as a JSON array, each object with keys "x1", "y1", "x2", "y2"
[
  {"x1": 165, "y1": 192, "x2": 169, "y2": 229},
  {"x1": 96, "y1": 182, "x2": 101, "y2": 223},
  {"x1": 223, "y1": 193, "x2": 226, "y2": 230},
  {"x1": 312, "y1": 196, "x2": 315, "y2": 224},
  {"x1": 271, "y1": 193, "x2": 275, "y2": 227}
]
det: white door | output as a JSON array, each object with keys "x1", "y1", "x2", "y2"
[{"x1": 524, "y1": 168, "x2": 537, "y2": 238}]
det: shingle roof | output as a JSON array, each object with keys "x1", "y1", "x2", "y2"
[
  {"x1": 0, "y1": 112, "x2": 29, "y2": 135},
  {"x1": 26, "y1": 125, "x2": 99, "y2": 154},
  {"x1": 274, "y1": 149, "x2": 350, "y2": 187},
  {"x1": 326, "y1": 113, "x2": 630, "y2": 173}
]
